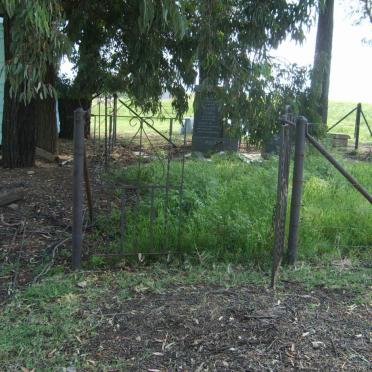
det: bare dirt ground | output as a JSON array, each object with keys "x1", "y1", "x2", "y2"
[
  {"x1": 0, "y1": 138, "x2": 182, "y2": 300},
  {"x1": 0, "y1": 140, "x2": 117, "y2": 300},
  {"x1": 84, "y1": 282, "x2": 371, "y2": 371}
]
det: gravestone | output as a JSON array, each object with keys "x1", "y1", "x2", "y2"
[
  {"x1": 192, "y1": 95, "x2": 238, "y2": 152},
  {"x1": 180, "y1": 117, "x2": 194, "y2": 135}
]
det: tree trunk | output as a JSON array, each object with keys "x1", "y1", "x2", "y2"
[
  {"x1": 1, "y1": 16, "x2": 36, "y2": 168},
  {"x1": 35, "y1": 65, "x2": 58, "y2": 154},
  {"x1": 311, "y1": 0, "x2": 334, "y2": 127},
  {"x1": 58, "y1": 98, "x2": 91, "y2": 139}
]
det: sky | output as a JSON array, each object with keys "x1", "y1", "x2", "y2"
[
  {"x1": 60, "y1": 0, "x2": 372, "y2": 103},
  {"x1": 273, "y1": 0, "x2": 372, "y2": 102}
]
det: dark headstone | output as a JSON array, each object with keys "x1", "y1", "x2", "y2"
[{"x1": 192, "y1": 95, "x2": 238, "y2": 153}]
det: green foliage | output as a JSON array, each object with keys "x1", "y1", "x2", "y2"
[
  {"x1": 1, "y1": 0, "x2": 68, "y2": 103},
  {"x1": 62, "y1": 0, "x2": 193, "y2": 117},
  {"x1": 61, "y1": 0, "x2": 319, "y2": 132},
  {"x1": 186, "y1": 0, "x2": 319, "y2": 144},
  {"x1": 97, "y1": 153, "x2": 371, "y2": 265}
]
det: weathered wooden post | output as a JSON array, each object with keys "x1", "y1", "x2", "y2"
[
  {"x1": 355, "y1": 103, "x2": 361, "y2": 150},
  {"x1": 271, "y1": 122, "x2": 291, "y2": 287},
  {"x1": 72, "y1": 108, "x2": 85, "y2": 270},
  {"x1": 287, "y1": 116, "x2": 307, "y2": 265}
]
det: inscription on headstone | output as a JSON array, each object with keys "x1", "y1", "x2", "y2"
[{"x1": 192, "y1": 96, "x2": 222, "y2": 152}]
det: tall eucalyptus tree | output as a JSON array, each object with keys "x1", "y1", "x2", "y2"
[
  {"x1": 311, "y1": 0, "x2": 334, "y2": 128},
  {"x1": 0, "y1": 0, "x2": 66, "y2": 167}
]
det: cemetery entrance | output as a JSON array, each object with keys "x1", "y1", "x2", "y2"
[{"x1": 90, "y1": 97, "x2": 188, "y2": 259}]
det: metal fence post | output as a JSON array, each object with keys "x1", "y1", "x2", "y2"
[
  {"x1": 113, "y1": 93, "x2": 118, "y2": 144},
  {"x1": 287, "y1": 116, "x2": 307, "y2": 265},
  {"x1": 271, "y1": 122, "x2": 291, "y2": 287},
  {"x1": 104, "y1": 96, "x2": 108, "y2": 167},
  {"x1": 355, "y1": 103, "x2": 361, "y2": 150},
  {"x1": 72, "y1": 108, "x2": 85, "y2": 270}
]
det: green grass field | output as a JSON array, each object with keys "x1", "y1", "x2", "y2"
[
  {"x1": 90, "y1": 97, "x2": 193, "y2": 141},
  {"x1": 328, "y1": 101, "x2": 372, "y2": 142},
  {"x1": 91, "y1": 99, "x2": 372, "y2": 144}
]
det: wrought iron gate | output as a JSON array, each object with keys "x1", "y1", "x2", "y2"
[{"x1": 91, "y1": 97, "x2": 188, "y2": 259}]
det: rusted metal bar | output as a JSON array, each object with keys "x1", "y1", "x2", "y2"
[
  {"x1": 98, "y1": 98, "x2": 101, "y2": 149},
  {"x1": 113, "y1": 93, "x2": 118, "y2": 144},
  {"x1": 287, "y1": 116, "x2": 307, "y2": 265},
  {"x1": 355, "y1": 103, "x2": 361, "y2": 150},
  {"x1": 120, "y1": 190, "x2": 127, "y2": 253},
  {"x1": 177, "y1": 119, "x2": 188, "y2": 250},
  {"x1": 83, "y1": 145, "x2": 93, "y2": 222},
  {"x1": 120, "y1": 184, "x2": 180, "y2": 190},
  {"x1": 109, "y1": 115, "x2": 113, "y2": 155},
  {"x1": 93, "y1": 114, "x2": 96, "y2": 148},
  {"x1": 306, "y1": 133, "x2": 372, "y2": 204},
  {"x1": 164, "y1": 118, "x2": 173, "y2": 251},
  {"x1": 361, "y1": 109, "x2": 372, "y2": 137},
  {"x1": 72, "y1": 108, "x2": 85, "y2": 270},
  {"x1": 150, "y1": 187, "x2": 155, "y2": 246},
  {"x1": 104, "y1": 96, "x2": 108, "y2": 167},
  {"x1": 327, "y1": 106, "x2": 357, "y2": 132}
]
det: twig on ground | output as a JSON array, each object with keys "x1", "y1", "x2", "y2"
[
  {"x1": 32, "y1": 237, "x2": 71, "y2": 283},
  {"x1": 0, "y1": 214, "x2": 24, "y2": 227}
]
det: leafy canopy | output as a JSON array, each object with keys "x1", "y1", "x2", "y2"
[
  {"x1": 1, "y1": 0, "x2": 68, "y2": 103},
  {"x1": 60, "y1": 0, "x2": 192, "y2": 116}
]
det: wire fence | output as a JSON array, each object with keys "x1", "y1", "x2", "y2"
[{"x1": 271, "y1": 106, "x2": 372, "y2": 287}]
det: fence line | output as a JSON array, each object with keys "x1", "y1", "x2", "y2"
[{"x1": 271, "y1": 106, "x2": 372, "y2": 287}]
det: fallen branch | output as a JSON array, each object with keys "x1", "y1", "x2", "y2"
[
  {"x1": 32, "y1": 237, "x2": 71, "y2": 283},
  {"x1": 0, "y1": 188, "x2": 25, "y2": 207},
  {"x1": 35, "y1": 147, "x2": 59, "y2": 163},
  {"x1": 0, "y1": 214, "x2": 24, "y2": 226}
]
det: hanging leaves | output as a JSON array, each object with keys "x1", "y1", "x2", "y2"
[
  {"x1": 138, "y1": 0, "x2": 186, "y2": 37},
  {"x1": 1, "y1": 0, "x2": 69, "y2": 103}
]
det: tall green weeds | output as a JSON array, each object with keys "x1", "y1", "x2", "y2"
[{"x1": 96, "y1": 152, "x2": 371, "y2": 265}]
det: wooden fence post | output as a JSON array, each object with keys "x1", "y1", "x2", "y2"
[
  {"x1": 287, "y1": 116, "x2": 307, "y2": 265},
  {"x1": 271, "y1": 123, "x2": 291, "y2": 287},
  {"x1": 72, "y1": 108, "x2": 85, "y2": 270}
]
